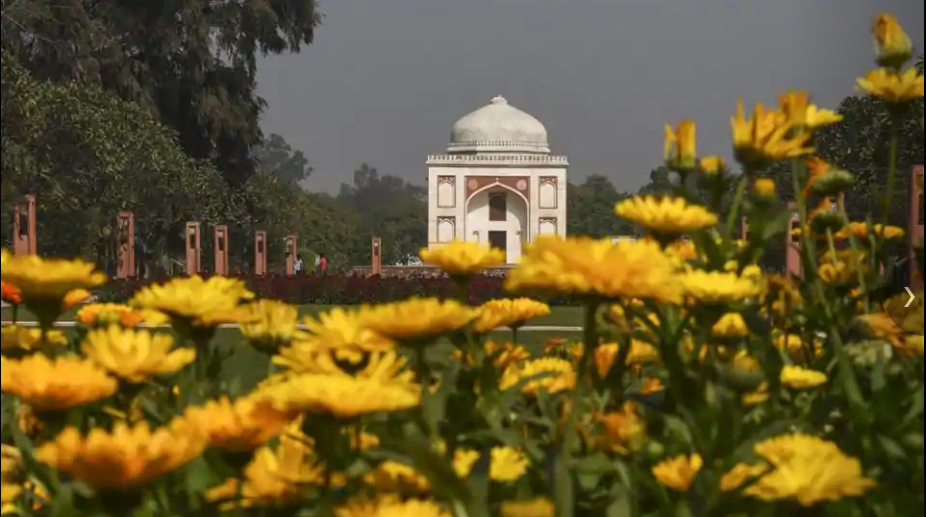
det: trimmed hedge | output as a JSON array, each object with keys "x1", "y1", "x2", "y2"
[{"x1": 97, "y1": 274, "x2": 581, "y2": 306}]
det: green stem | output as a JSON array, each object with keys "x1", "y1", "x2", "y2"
[
  {"x1": 724, "y1": 174, "x2": 749, "y2": 240},
  {"x1": 880, "y1": 120, "x2": 900, "y2": 232}
]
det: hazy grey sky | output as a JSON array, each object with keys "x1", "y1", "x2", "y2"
[{"x1": 257, "y1": 0, "x2": 924, "y2": 194}]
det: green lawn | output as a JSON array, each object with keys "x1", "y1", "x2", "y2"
[{"x1": 1, "y1": 304, "x2": 583, "y2": 327}]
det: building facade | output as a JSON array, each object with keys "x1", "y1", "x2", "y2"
[{"x1": 426, "y1": 95, "x2": 568, "y2": 263}]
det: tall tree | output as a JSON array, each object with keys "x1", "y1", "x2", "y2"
[
  {"x1": 1, "y1": 0, "x2": 321, "y2": 186},
  {"x1": 567, "y1": 175, "x2": 633, "y2": 238},
  {"x1": 1, "y1": 53, "x2": 243, "y2": 271},
  {"x1": 253, "y1": 134, "x2": 313, "y2": 184},
  {"x1": 637, "y1": 167, "x2": 675, "y2": 197}
]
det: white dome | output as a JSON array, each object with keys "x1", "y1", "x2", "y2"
[{"x1": 448, "y1": 95, "x2": 549, "y2": 154}]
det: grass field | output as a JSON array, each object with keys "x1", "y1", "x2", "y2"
[{"x1": 0, "y1": 304, "x2": 584, "y2": 327}]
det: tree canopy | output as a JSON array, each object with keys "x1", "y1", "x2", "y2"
[{"x1": 1, "y1": 0, "x2": 321, "y2": 186}]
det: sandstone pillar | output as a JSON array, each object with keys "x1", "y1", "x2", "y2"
[
  {"x1": 213, "y1": 225, "x2": 229, "y2": 276},
  {"x1": 284, "y1": 234, "x2": 297, "y2": 276},
  {"x1": 12, "y1": 195, "x2": 36, "y2": 255},
  {"x1": 185, "y1": 222, "x2": 201, "y2": 275},
  {"x1": 116, "y1": 211, "x2": 135, "y2": 279},
  {"x1": 254, "y1": 231, "x2": 267, "y2": 276},
  {"x1": 371, "y1": 237, "x2": 382, "y2": 275}
]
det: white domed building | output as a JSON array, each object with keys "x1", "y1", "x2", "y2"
[{"x1": 426, "y1": 95, "x2": 568, "y2": 263}]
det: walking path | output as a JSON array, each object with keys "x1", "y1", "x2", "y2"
[{"x1": 0, "y1": 320, "x2": 582, "y2": 332}]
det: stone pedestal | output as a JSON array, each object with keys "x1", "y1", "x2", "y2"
[
  {"x1": 254, "y1": 231, "x2": 267, "y2": 276},
  {"x1": 371, "y1": 237, "x2": 382, "y2": 275},
  {"x1": 786, "y1": 203, "x2": 802, "y2": 279},
  {"x1": 185, "y1": 222, "x2": 201, "y2": 275},
  {"x1": 912, "y1": 165, "x2": 923, "y2": 287},
  {"x1": 213, "y1": 225, "x2": 229, "y2": 276},
  {"x1": 284, "y1": 234, "x2": 297, "y2": 276},
  {"x1": 12, "y1": 195, "x2": 36, "y2": 255},
  {"x1": 116, "y1": 211, "x2": 135, "y2": 279}
]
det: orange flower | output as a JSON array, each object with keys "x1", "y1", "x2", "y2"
[{"x1": 0, "y1": 282, "x2": 20, "y2": 305}]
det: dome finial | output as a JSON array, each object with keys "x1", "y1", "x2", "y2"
[{"x1": 490, "y1": 95, "x2": 507, "y2": 105}]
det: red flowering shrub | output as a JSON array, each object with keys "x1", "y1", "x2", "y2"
[{"x1": 97, "y1": 274, "x2": 579, "y2": 306}]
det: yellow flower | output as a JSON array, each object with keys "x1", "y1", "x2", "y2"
[
  {"x1": 699, "y1": 156, "x2": 725, "y2": 175},
  {"x1": 1, "y1": 355, "x2": 117, "y2": 411},
  {"x1": 615, "y1": 196, "x2": 718, "y2": 235},
  {"x1": 590, "y1": 402, "x2": 647, "y2": 454},
  {"x1": 500, "y1": 498, "x2": 553, "y2": 517},
  {"x1": 62, "y1": 289, "x2": 92, "y2": 310},
  {"x1": 506, "y1": 237, "x2": 684, "y2": 303},
  {"x1": 454, "y1": 341, "x2": 531, "y2": 369},
  {"x1": 682, "y1": 271, "x2": 761, "y2": 304},
  {"x1": 452, "y1": 446, "x2": 530, "y2": 482},
  {"x1": 742, "y1": 384, "x2": 770, "y2": 406},
  {"x1": 238, "y1": 299, "x2": 306, "y2": 352},
  {"x1": 419, "y1": 241, "x2": 505, "y2": 276},
  {"x1": 36, "y1": 420, "x2": 205, "y2": 491},
  {"x1": 336, "y1": 496, "x2": 450, "y2": 517},
  {"x1": 262, "y1": 374, "x2": 420, "y2": 419},
  {"x1": 16, "y1": 404, "x2": 42, "y2": 438},
  {"x1": 752, "y1": 178, "x2": 776, "y2": 199},
  {"x1": 0, "y1": 255, "x2": 105, "y2": 304},
  {"x1": 641, "y1": 377, "x2": 664, "y2": 394},
  {"x1": 856, "y1": 68, "x2": 924, "y2": 103},
  {"x1": 746, "y1": 434, "x2": 876, "y2": 506},
  {"x1": 499, "y1": 358, "x2": 576, "y2": 396},
  {"x1": 652, "y1": 454, "x2": 702, "y2": 492},
  {"x1": 1, "y1": 484, "x2": 19, "y2": 515},
  {"x1": 665, "y1": 239, "x2": 699, "y2": 261},
  {"x1": 81, "y1": 326, "x2": 195, "y2": 383},
  {"x1": 905, "y1": 335, "x2": 923, "y2": 356},
  {"x1": 358, "y1": 298, "x2": 477, "y2": 345},
  {"x1": 595, "y1": 341, "x2": 660, "y2": 378},
  {"x1": 181, "y1": 396, "x2": 295, "y2": 452},
  {"x1": 298, "y1": 307, "x2": 396, "y2": 361},
  {"x1": 731, "y1": 100, "x2": 813, "y2": 166},
  {"x1": 472, "y1": 298, "x2": 550, "y2": 333},
  {"x1": 76, "y1": 303, "x2": 148, "y2": 327},
  {"x1": 365, "y1": 460, "x2": 431, "y2": 493},
  {"x1": 275, "y1": 347, "x2": 415, "y2": 383},
  {"x1": 871, "y1": 13, "x2": 913, "y2": 67},
  {"x1": 857, "y1": 312, "x2": 906, "y2": 347},
  {"x1": 720, "y1": 463, "x2": 770, "y2": 492},
  {"x1": 664, "y1": 120, "x2": 697, "y2": 170},
  {"x1": 780, "y1": 366, "x2": 827, "y2": 389},
  {"x1": 0, "y1": 325, "x2": 68, "y2": 352},
  {"x1": 208, "y1": 435, "x2": 339, "y2": 508},
  {"x1": 777, "y1": 90, "x2": 842, "y2": 129},
  {"x1": 836, "y1": 222, "x2": 905, "y2": 242},
  {"x1": 711, "y1": 313, "x2": 749, "y2": 338},
  {"x1": 130, "y1": 275, "x2": 253, "y2": 323}
]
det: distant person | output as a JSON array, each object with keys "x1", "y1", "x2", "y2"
[
  {"x1": 293, "y1": 254, "x2": 305, "y2": 275},
  {"x1": 314, "y1": 254, "x2": 321, "y2": 273},
  {"x1": 318, "y1": 253, "x2": 328, "y2": 275}
]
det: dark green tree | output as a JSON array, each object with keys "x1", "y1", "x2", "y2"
[
  {"x1": 338, "y1": 164, "x2": 427, "y2": 265},
  {"x1": 253, "y1": 134, "x2": 313, "y2": 184},
  {"x1": 1, "y1": 0, "x2": 321, "y2": 186},
  {"x1": 1, "y1": 53, "x2": 244, "y2": 272},
  {"x1": 567, "y1": 175, "x2": 633, "y2": 238}
]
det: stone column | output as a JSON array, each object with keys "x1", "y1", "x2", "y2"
[
  {"x1": 213, "y1": 225, "x2": 229, "y2": 276},
  {"x1": 740, "y1": 217, "x2": 748, "y2": 240},
  {"x1": 254, "y1": 231, "x2": 267, "y2": 276},
  {"x1": 371, "y1": 237, "x2": 382, "y2": 275},
  {"x1": 284, "y1": 234, "x2": 297, "y2": 276},
  {"x1": 185, "y1": 222, "x2": 201, "y2": 275},
  {"x1": 786, "y1": 203, "x2": 802, "y2": 279},
  {"x1": 912, "y1": 165, "x2": 923, "y2": 287},
  {"x1": 116, "y1": 211, "x2": 135, "y2": 279},
  {"x1": 12, "y1": 195, "x2": 36, "y2": 255}
]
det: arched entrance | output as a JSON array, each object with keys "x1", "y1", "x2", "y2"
[{"x1": 465, "y1": 184, "x2": 528, "y2": 263}]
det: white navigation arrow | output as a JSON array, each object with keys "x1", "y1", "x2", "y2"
[{"x1": 905, "y1": 287, "x2": 916, "y2": 308}]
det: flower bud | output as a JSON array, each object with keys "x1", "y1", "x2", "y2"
[{"x1": 872, "y1": 13, "x2": 914, "y2": 68}]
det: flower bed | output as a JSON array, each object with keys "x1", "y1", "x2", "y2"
[{"x1": 96, "y1": 274, "x2": 581, "y2": 306}]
